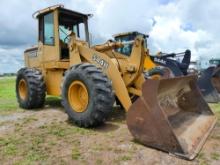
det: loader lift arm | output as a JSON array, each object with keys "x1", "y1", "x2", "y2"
[{"x1": 68, "y1": 33, "x2": 146, "y2": 111}]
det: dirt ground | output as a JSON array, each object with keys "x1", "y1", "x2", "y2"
[{"x1": 0, "y1": 100, "x2": 220, "y2": 165}]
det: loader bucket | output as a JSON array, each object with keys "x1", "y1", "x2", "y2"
[
  {"x1": 197, "y1": 67, "x2": 220, "y2": 103},
  {"x1": 127, "y1": 75, "x2": 216, "y2": 160}
]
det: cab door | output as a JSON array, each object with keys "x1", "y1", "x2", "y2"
[{"x1": 38, "y1": 10, "x2": 60, "y2": 63}]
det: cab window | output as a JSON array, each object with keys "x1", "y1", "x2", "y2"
[
  {"x1": 59, "y1": 25, "x2": 70, "y2": 43},
  {"x1": 59, "y1": 12, "x2": 86, "y2": 43},
  {"x1": 115, "y1": 35, "x2": 133, "y2": 56},
  {"x1": 44, "y1": 13, "x2": 54, "y2": 45}
]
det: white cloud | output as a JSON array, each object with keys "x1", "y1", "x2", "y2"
[
  {"x1": 90, "y1": 0, "x2": 158, "y2": 38},
  {"x1": 0, "y1": 0, "x2": 220, "y2": 73},
  {"x1": 0, "y1": 46, "x2": 25, "y2": 74},
  {"x1": 149, "y1": 16, "x2": 213, "y2": 60},
  {"x1": 151, "y1": 0, "x2": 220, "y2": 60}
]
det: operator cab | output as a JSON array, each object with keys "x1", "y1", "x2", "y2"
[
  {"x1": 113, "y1": 31, "x2": 148, "y2": 56},
  {"x1": 34, "y1": 5, "x2": 90, "y2": 61}
]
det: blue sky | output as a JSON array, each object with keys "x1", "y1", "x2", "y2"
[
  {"x1": 159, "y1": 0, "x2": 173, "y2": 5},
  {"x1": 0, "y1": 0, "x2": 220, "y2": 73}
]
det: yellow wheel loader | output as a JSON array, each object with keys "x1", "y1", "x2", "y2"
[{"x1": 16, "y1": 5, "x2": 216, "y2": 160}]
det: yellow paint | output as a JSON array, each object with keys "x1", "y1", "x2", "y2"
[
  {"x1": 23, "y1": 6, "x2": 153, "y2": 112},
  {"x1": 43, "y1": 61, "x2": 69, "y2": 69},
  {"x1": 18, "y1": 79, "x2": 27, "y2": 100},
  {"x1": 68, "y1": 81, "x2": 89, "y2": 113},
  {"x1": 45, "y1": 70, "x2": 63, "y2": 96},
  {"x1": 144, "y1": 55, "x2": 157, "y2": 71}
]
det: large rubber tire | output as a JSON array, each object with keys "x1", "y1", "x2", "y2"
[
  {"x1": 148, "y1": 67, "x2": 164, "y2": 79},
  {"x1": 61, "y1": 63, "x2": 115, "y2": 128},
  {"x1": 16, "y1": 68, "x2": 46, "y2": 109},
  {"x1": 147, "y1": 67, "x2": 174, "y2": 79}
]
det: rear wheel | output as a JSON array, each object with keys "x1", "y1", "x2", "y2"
[
  {"x1": 147, "y1": 67, "x2": 174, "y2": 79},
  {"x1": 148, "y1": 67, "x2": 164, "y2": 79},
  {"x1": 61, "y1": 63, "x2": 115, "y2": 127},
  {"x1": 16, "y1": 68, "x2": 46, "y2": 109}
]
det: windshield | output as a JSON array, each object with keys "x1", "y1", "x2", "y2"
[
  {"x1": 59, "y1": 13, "x2": 86, "y2": 43},
  {"x1": 59, "y1": 25, "x2": 71, "y2": 43},
  {"x1": 114, "y1": 33, "x2": 147, "y2": 56},
  {"x1": 115, "y1": 35, "x2": 133, "y2": 56}
]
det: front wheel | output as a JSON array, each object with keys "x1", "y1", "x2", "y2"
[{"x1": 61, "y1": 63, "x2": 115, "y2": 128}]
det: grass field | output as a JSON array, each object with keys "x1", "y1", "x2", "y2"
[
  {"x1": 0, "y1": 77, "x2": 59, "y2": 114},
  {"x1": 0, "y1": 77, "x2": 18, "y2": 112},
  {"x1": 0, "y1": 77, "x2": 220, "y2": 165}
]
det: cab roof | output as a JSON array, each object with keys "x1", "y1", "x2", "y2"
[
  {"x1": 113, "y1": 31, "x2": 149, "y2": 39},
  {"x1": 33, "y1": 4, "x2": 91, "y2": 19}
]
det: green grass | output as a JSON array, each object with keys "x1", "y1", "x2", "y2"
[
  {"x1": 0, "y1": 77, "x2": 18, "y2": 112},
  {"x1": 0, "y1": 77, "x2": 220, "y2": 164},
  {"x1": 0, "y1": 77, "x2": 16, "y2": 98},
  {"x1": 210, "y1": 152, "x2": 220, "y2": 160},
  {"x1": 209, "y1": 103, "x2": 220, "y2": 112},
  {"x1": 0, "y1": 136, "x2": 21, "y2": 156},
  {"x1": 114, "y1": 155, "x2": 132, "y2": 164},
  {"x1": 71, "y1": 147, "x2": 81, "y2": 160},
  {"x1": 0, "y1": 121, "x2": 90, "y2": 163},
  {"x1": 0, "y1": 125, "x2": 49, "y2": 163},
  {"x1": 209, "y1": 103, "x2": 220, "y2": 126},
  {"x1": 0, "y1": 77, "x2": 61, "y2": 113},
  {"x1": 198, "y1": 152, "x2": 209, "y2": 165},
  {"x1": 211, "y1": 103, "x2": 220, "y2": 109},
  {"x1": 22, "y1": 116, "x2": 38, "y2": 124},
  {"x1": 120, "y1": 155, "x2": 132, "y2": 161},
  {"x1": 96, "y1": 159, "x2": 103, "y2": 165}
]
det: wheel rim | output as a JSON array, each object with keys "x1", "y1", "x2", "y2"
[
  {"x1": 68, "y1": 81, "x2": 89, "y2": 113},
  {"x1": 18, "y1": 79, "x2": 27, "y2": 100}
]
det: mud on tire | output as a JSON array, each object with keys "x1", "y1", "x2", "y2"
[
  {"x1": 61, "y1": 63, "x2": 115, "y2": 128},
  {"x1": 16, "y1": 68, "x2": 46, "y2": 109}
]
